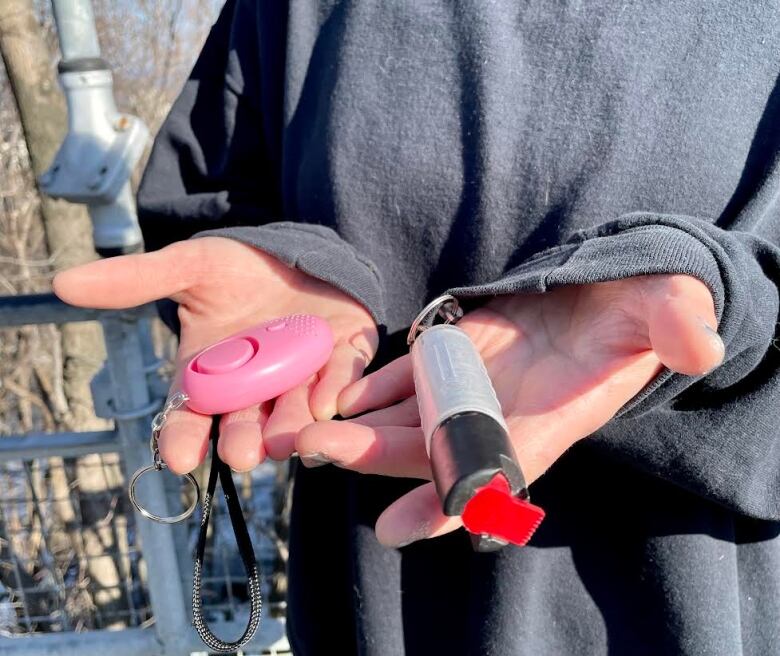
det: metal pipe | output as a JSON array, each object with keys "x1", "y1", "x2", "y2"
[
  {"x1": 0, "y1": 293, "x2": 155, "y2": 326},
  {"x1": 44, "y1": 0, "x2": 147, "y2": 254},
  {"x1": 101, "y1": 316, "x2": 191, "y2": 654},
  {"x1": 51, "y1": 0, "x2": 102, "y2": 62},
  {"x1": 0, "y1": 627, "x2": 162, "y2": 656},
  {"x1": 87, "y1": 181, "x2": 145, "y2": 256},
  {"x1": 0, "y1": 430, "x2": 118, "y2": 462}
]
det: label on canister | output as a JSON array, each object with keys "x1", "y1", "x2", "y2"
[{"x1": 411, "y1": 324, "x2": 507, "y2": 453}]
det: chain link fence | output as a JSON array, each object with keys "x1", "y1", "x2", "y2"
[{"x1": 0, "y1": 454, "x2": 290, "y2": 641}]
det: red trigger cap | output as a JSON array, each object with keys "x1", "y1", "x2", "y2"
[{"x1": 461, "y1": 474, "x2": 545, "y2": 547}]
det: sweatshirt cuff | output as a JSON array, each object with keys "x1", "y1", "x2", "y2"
[
  {"x1": 447, "y1": 213, "x2": 727, "y2": 415},
  {"x1": 191, "y1": 222, "x2": 386, "y2": 327}
]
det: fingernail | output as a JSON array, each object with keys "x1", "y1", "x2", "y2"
[
  {"x1": 384, "y1": 521, "x2": 432, "y2": 549},
  {"x1": 300, "y1": 452, "x2": 331, "y2": 468},
  {"x1": 313, "y1": 402, "x2": 337, "y2": 422},
  {"x1": 699, "y1": 319, "x2": 725, "y2": 356},
  {"x1": 350, "y1": 343, "x2": 371, "y2": 367}
]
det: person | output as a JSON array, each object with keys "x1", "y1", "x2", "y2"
[{"x1": 53, "y1": 1, "x2": 780, "y2": 654}]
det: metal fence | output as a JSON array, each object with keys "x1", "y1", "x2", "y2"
[
  {"x1": 0, "y1": 454, "x2": 154, "y2": 633},
  {"x1": 0, "y1": 293, "x2": 291, "y2": 655}
]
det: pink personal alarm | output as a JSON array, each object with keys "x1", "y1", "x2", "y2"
[{"x1": 182, "y1": 314, "x2": 335, "y2": 415}]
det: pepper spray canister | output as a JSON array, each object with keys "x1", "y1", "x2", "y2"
[{"x1": 409, "y1": 299, "x2": 545, "y2": 552}]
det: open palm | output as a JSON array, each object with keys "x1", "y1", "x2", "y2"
[
  {"x1": 53, "y1": 236, "x2": 377, "y2": 474},
  {"x1": 297, "y1": 274, "x2": 724, "y2": 547}
]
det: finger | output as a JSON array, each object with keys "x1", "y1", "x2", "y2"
[
  {"x1": 158, "y1": 406, "x2": 212, "y2": 475},
  {"x1": 643, "y1": 275, "x2": 724, "y2": 375},
  {"x1": 351, "y1": 396, "x2": 421, "y2": 427},
  {"x1": 296, "y1": 421, "x2": 430, "y2": 479},
  {"x1": 264, "y1": 377, "x2": 317, "y2": 460},
  {"x1": 217, "y1": 403, "x2": 272, "y2": 472},
  {"x1": 375, "y1": 482, "x2": 462, "y2": 548},
  {"x1": 310, "y1": 335, "x2": 373, "y2": 420},
  {"x1": 338, "y1": 354, "x2": 414, "y2": 417},
  {"x1": 52, "y1": 240, "x2": 198, "y2": 308}
]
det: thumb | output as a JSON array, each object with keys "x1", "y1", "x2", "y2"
[
  {"x1": 375, "y1": 482, "x2": 463, "y2": 548},
  {"x1": 53, "y1": 241, "x2": 197, "y2": 309},
  {"x1": 644, "y1": 275, "x2": 725, "y2": 376}
]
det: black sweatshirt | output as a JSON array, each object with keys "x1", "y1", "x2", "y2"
[{"x1": 137, "y1": 1, "x2": 780, "y2": 654}]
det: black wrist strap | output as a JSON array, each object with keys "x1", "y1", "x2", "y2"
[{"x1": 192, "y1": 418, "x2": 262, "y2": 653}]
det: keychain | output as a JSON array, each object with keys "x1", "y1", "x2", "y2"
[
  {"x1": 408, "y1": 295, "x2": 545, "y2": 552},
  {"x1": 129, "y1": 315, "x2": 334, "y2": 653},
  {"x1": 128, "y1": 303, "x2": 541, "y2": 650}
]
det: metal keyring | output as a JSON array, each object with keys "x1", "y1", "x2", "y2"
[
  {"x1": 407, "y1": 294, "x2": 463, "y2": 346},
  {"x1": 128, "y1": 391, "x2": 199, "y2": 524},
  {"x1": 129, "y1": 463, "x2": 200, "y2": 524}
]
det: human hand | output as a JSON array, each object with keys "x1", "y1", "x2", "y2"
[
  {"x1": 53, "y1": 237, "x2": 377, "y2": 473},
  {"x1": 296, "y1": 274, "x2": 724, "y2": 547}
]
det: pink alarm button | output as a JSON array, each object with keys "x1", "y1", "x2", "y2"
[
  {"x1": 194, "y1": 338, "x2": 256, "y2": 375},
  {"x1": 182, "y1": 314, "x2": 334, "y2": 415}
]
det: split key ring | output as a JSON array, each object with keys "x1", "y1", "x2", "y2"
[
  {"x1": 128, "y1": 391, "x2": 201, "y2": 524},
  {"x1": 128, "y1": 463, "x2": 200, "y2": 524}
]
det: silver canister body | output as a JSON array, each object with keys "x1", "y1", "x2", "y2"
[{"x1": 411, "y1": 324, "x2": 507, "y2": 453}]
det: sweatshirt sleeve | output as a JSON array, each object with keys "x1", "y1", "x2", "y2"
[
  {"x1": 138, "y1": 0, "x2": 282, "y2": 252},
  {"x1": 449, "y1": 212, "x2": 780, "y2": 520},
  {"x1": 137, "y1": 0, "x2": 386, "y2": 329}
]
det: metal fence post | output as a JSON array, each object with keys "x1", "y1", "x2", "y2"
[
  {"x1": 100, "y1": 316, "x2": 190, "y2": 654},
  {"x1": 50, "y1": 0, "x2": 101, "y2": 61}
]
